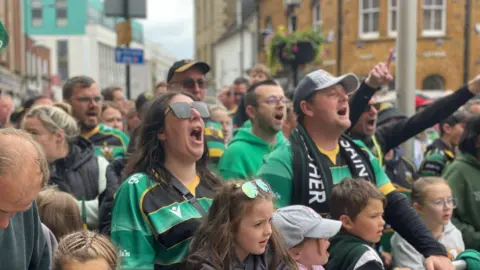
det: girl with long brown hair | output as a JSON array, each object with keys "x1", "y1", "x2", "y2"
[{"x1": 186, "y1": 179, "x2": 297, "y2": 270}]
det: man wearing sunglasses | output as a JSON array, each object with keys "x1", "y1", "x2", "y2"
[
  {"x1": 218, "y1": 80, "x2": 286, "y2": 180},
  {"x1": 63, "y1": 76, "x2": 130, "y2": 161},
  {"x1": 258, "y1": 66, "x2": 456, "y2": 270},
  {"x1": 167, "y1": 60, "x2": 225, "y2": 169}
]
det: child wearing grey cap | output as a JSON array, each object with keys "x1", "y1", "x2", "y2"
[{"x1": 272, "y1": 205, "x2": 342, "y2": 270}]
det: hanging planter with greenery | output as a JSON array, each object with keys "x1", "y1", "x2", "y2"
[{"x1": 266, "y1": 25, "x2": 325, "y2": 75}]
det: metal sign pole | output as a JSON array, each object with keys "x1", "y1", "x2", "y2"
[{"x1": 124, "y1": 0, "x2": 131, "y2": 100}]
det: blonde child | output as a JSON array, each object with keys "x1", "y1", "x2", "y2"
[
  {"x1": 186, "y1": 179, "x2": 297, "y2": 269},
  {"x1": 249, "y1": 64, "x2": 271, "y2": 85},
  {"x1": 210, "y1": 104, "x2": 232, "y2": 144},
  {"x1": 391, "y1": 177, "x2": 464, "y2": 269},
  {"x1": 54, "y1": 230, "x2": 118, "y2": 270},
  {"x1": 272, "y1": 205, "x2": 342, "y2": 270},
  {"x1": 36, "y1": 186, "x2": 84, "y2": 241}
]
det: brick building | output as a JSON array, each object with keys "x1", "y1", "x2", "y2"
[
  {"x1": 258, "y1": 0, "x2": 480, "y2": 91},
  {"x1": 0, "y1": 0, "x2": 26, "y2": 100},
  {"x1": 25, "y1": 37, "x2": 52, "y2": 98}
]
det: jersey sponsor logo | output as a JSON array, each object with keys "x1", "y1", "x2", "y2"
[
  {"x1": 340, "y1": 139, "x2": 368, "y2": 177},
  {"x1": 119, "y1": 249, "x2": 131, "y2": 257},
  {"x1": 128, "y1": 174, "x2": 141, "y2": 185},
  {"x1": 170, "y1": 206, "x2": 182, "y2": 218}
]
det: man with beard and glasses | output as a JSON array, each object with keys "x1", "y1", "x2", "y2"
[
  {"x1": 63, "y1": 76, "x2": 130, "y2": 161},
  {"x1": 258, "y1": 65, "x2": 455, "y2": 270},
  {"x1": 167, "y1": 60, "x2": 225, "y2": 170},
  {"x1": 218, "y1": 80, "x2": 286, "y2": 180}
]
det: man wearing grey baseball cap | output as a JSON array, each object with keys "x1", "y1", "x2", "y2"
[
  {"x1": 257, "y1": 63, "x2": 453, "y2": 270},
  {"x1": 272, "y1": 205, "x2": 341, "y2": 269}
]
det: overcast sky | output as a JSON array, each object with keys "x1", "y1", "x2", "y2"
[{"x1": 142, "y1": 0, "x2": 194, "y2": 59}]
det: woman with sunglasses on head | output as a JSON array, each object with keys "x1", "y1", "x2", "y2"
[
  {"x1": 110, "y1": 91, "x2": 221, "y2": 270},
  {"x1": 186, "y1": 179, "x2": 297, "y2": 270}
]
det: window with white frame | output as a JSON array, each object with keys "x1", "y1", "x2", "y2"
[
  {"x1": 31, "y1": 0, "x2": 43, "y2": 27},
  {"x1": 312, "y1": 0, "x2": 322, "y2": 31},
  {"x1": 359, "y1": 0, "x2": 380, "y2": 39},
  {"x1": 388, "y1": 0, "x2": 398, "y2": 36},
  {"x1": 422, "y1": 0, "x2": 446, "y2": 36},
  {"x1": 56, "y1": 0, "x2": 68, "y2": 27}
]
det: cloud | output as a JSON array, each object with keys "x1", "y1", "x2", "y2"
[{"x1": 142, "y1": 0, "x2": 194, "y2": 59}]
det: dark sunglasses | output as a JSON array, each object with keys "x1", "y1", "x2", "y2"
[
  {"x1": 180, "y1": 78, "x2": 206, "y2": 89},
  {"x1": 364, "y1": 103, "x2": 382, "y2": 113},
  {"x1": 166, "y1": 101, "x2": 210, "y2": 119}
]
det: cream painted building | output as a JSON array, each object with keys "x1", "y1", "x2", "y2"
[{"x1": 195, "y1": 0, "x2": 236, "y2": 90}]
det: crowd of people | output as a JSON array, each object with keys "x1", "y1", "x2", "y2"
[{"x1": 1, "y1": 53, "x2": 480, "y2": 270}]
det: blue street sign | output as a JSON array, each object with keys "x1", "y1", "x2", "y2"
[{"x1": 115, "y1": 47, "x2": 144, "y2": 64}]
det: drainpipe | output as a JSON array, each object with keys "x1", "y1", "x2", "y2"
[
  {"x1": 463, "y1": 0, "x2": 471, "y2": 84},
  {"x1": 336, "y1": 0, "x2": 343, "y2": 75}
]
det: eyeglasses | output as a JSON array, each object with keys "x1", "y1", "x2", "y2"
[
  {"x1": 239, "y1": 179, "x2": 272, "y2": 199},
  {"x1": 265, "y1": 96, "x2": 286, "y2": 105},
  {"x1": 74, "y1": 96, "x2": 103, "y2": 104},
  {"x1": 166, "y1": 101, "x2": 210, "y2": 119},
  {"x1": 172, "y1": 78, "x2": 207, "y2": 90},
  {"x1": 423, "y1": 197, "x2": 458, "y2": 209}
]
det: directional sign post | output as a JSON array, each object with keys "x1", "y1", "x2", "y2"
[{"x1": 115, "y1": 47, "x2": 144, "y2": 64}]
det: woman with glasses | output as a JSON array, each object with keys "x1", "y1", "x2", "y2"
[
  {"x1": 22, "y1": 105, "x2": 110, "y2": 230},
  {"x1": 391, "y1": 177, "x2": 464, "y2": 269},
  {"x1": 110, "y1": 91, "x2": 221, "y2": 270},
  {"x1": 443, "y1": 114, "x2": 480, "y2": 250}
]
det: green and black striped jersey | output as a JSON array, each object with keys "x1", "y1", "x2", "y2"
[
  {"x1": 110, "y1": 173, "x2": 215, "y2": 270},
  {"x1": 80, "y1": 123, "x2": 130, "y2": 161}
]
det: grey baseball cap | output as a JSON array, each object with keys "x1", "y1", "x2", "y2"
[
  {"x1": 293, "y1": 70, "x2": 360, "y2": 115},
  {"x1": 272, "y1": 205, "x2": 342, "y2": 249}
]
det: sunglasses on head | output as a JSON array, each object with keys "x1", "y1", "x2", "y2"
[
  {"x1": 166, "y1": 101, "x2": 210, "y2": 119},
  {"x1": 238, "y1": 179, "x2": 272, "y2": 199}
]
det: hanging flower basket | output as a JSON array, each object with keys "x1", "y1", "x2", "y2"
[
  {"x1": 266, "y1": 25, "x2": 325, "y2": 75},
  {"x1": 277, "y1": 41, "x2": 315, "y2": 66}
]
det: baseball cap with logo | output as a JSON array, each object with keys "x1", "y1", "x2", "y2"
[
  {"x1": 293, "y1": 70, "x2": 359, "y2": 115},
  {"x1": 272, "y1": 205, "x2": 342, "y2": 249},
  {"x1": 0, "y1": 21, "x2": 8, "y2": 52},
  {"x1": 167, "y1": 60, "x2": 211, "y2": 83}
]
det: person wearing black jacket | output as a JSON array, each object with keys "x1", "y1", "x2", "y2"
[
  {"x1": 22, "y1": 105, "x2": 109, "y2": 229},
  {"x1": 258, "y1": 63, "x2": 454, "y2": 270},
  {"x1": 348, "y1": 75, "x2": 478, "y2": 168}
]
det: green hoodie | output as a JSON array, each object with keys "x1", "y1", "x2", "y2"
[
  {"x1": 218, "y1": 127, "x2": 286, "y2": 180},
  {"x1": 443, "y1": 153, "x2": 480, "y2": 250}
]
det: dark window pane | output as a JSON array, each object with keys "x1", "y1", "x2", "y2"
[
  {"x1": 423, "y1": 10, "x2": 432, "y2": 30},
  {"x1": 56, "y1": 8, "x2": 67, "y2": 19},
  {"x1": 372, "y1": 12, "x2": 378, "y2": 32},
  {"x1": 392, "y1": 12, "x2": 397, "y2": 31},
  {"x1": 32, "y1": 9, "x2": 42, "y2": 18},
  {"x1": 434, "y1": 10, "x2": 442, "y2": 30},
  {"x1": 363, "y1": 0, "x2": 370, "y2": 9}
]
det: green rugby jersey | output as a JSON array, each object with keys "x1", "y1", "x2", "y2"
[
  {"x1": 204, "y1": 119, "x2": 225, "y2": 170},
  {"x1": 81, "y1": 123, "x2": 130, "y2": 161},
  {"x1": 419, "y1": 139, "x2": 455, "y2": 177},
  {"x1": 110, "y1": 173, "x2": 214, "y2": 269},
  {"x1": 257, "y1": 140, "x2": 395, "y2": 209}
]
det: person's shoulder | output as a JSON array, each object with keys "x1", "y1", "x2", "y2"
[
  {"x1": 353, "y1": 244, "x2": 384, "y2": 269},
  {"x1": 117, "y1": 173, "x2": 157, "y2": 198}
]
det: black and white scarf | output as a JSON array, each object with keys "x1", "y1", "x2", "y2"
[{"x1": 290, "y1": 124, "x2": 376, "y2": 216}]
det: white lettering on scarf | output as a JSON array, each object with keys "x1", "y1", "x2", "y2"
[{"x1": 340, "y1": 139, "x2": 369, "y2": 177}]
